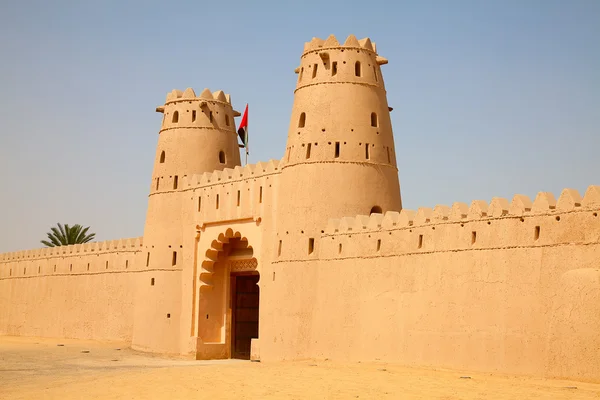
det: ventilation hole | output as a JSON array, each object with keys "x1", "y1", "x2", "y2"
[
  {"x1": 278, "y1": 240, "x2": 282, "y2": 256},
  {"x1": 370, "y1": 206, "x2": 382, "y2": 214},
  {"x1": 172, "y1": 111, "x2": 179, "y2": 123},
  {"x1": 298, "y1": 112, "x2": 306, "y2": 128},
  {"x1": 151, "y1": 278, "x2": 155, "y2": 286},
  {"x1": 160, "y1": 151, "x2": 165, "y2": 163},
  {"x1": 355, "y1": 61, "x2": 361, "y2": 77},
  {"x1": 555, "y1": 216, "x2": 561, "y2": 221},
  {"x1": 371, "y1": 112, "x2": 378, "y2": 127},
  {"x1": 219, "y1": 151, "x2": 226, "y2": 164},
  {"x1": 594, "y1": 212, "x2": 598, "y2": 217},
  {"x1": 166, "y1": 313, "x2": 171, "y2": 319},
  {"x1": 471, "y1": 231, "x2": 477, "y2": 244},
  {"x1": 376, "y1": 239, "x2": 381, "y2": 251},
  {"x1": 418, "y1": 234, "x2": 423, "y2": 249},
  {"x1": 534, "y1": 226, "x2": 540, "y2": 240},
  {"x1": 173, "y1": 175, "x2": 178, "y2": 190},
  {"x1": 520, "y1": 218, "x2": 525, "y2": 222}
]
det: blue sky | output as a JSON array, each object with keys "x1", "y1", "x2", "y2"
[{"x1": 0, "y1": 0, "x2": 598, "y2": 252}]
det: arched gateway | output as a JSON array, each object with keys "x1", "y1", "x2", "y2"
[{"x1": 195, "y1": 228, "x2": 259, "y2": 360}]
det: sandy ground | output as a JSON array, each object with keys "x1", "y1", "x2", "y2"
[{"x1": 0, "y1": 336, "x2": 598, "y2": 399}]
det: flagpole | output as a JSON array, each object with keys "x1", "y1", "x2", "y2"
[{"x1": 245, "y1": 105, "x2": 249, "y2": 165}]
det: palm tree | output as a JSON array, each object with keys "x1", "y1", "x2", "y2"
[{"x1": 41, "y1": 223, "x2": 96, "y2": 247}]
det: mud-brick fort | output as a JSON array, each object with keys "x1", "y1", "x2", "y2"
[{"x1": 1, "y1": 34, "x2": 599, "y2": 382}]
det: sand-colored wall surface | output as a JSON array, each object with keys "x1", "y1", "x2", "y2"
[
  {"x1": 261, "y1": 187, "x2": 600, "y2": 382},
  {"x1": 0, "y1": 238, "x2": 143, "y2": 341}
]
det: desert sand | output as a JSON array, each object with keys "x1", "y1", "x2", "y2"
[{"x1": 0, "y1": 336, "x2": 598, "y2": 399}]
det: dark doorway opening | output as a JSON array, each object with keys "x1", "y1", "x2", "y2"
[{"x1": 230, "y1": 273, "x2": 259, "y2": 359}]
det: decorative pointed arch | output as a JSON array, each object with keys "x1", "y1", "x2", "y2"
[{"x1": 199, "y1": 228, "x2": 256, "y2": 292}]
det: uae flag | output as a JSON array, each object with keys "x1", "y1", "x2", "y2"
[{"x1": 237, "y1": 104, "x2": 248, "y2": 150}]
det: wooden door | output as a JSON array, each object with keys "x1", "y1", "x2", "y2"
[{"x1": 231, "y1": 274, "x2": 259, "y2": 359}]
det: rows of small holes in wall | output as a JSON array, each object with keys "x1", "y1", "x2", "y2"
[
  {"x1": 161, "y1": 101, "x2": 235, "y2": 131},
  {"x1": 0, "y1": 251, "x2": 140, "y2": 279},
  {"x1": 144, "y1": 244, "x2": 183, "y2": 270},
  {"x1": 272, "y1": 211, "x2": 600, "y2": 261},
  {"x1": 297, "y1": 49, "x2": 381, "y2": 86},
  {"x1": 154, "y1": 151, "x2": 230, "y2": 191},
  {"x1": 194, "y1": 176, "x2": 272, "y2": 223},
  {"x1": 285, "y1": 140, "x2": 395, "y2": 166}
]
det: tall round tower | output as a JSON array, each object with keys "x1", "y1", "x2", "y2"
[
  {"x1": 277, "y1": 34, "x2": 402, "y2": 255},
  {"x1": 132, "y1": 88, "x2": 242, "y2": 353}
]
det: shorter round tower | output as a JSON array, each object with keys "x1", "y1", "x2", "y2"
[{"x1": 132, "y1": 88, "x2": 242, "y2": 353}]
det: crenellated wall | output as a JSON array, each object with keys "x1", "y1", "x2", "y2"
[
  {"x1": 261, "y1": 186, "x2": 600, "y2": 382},
  {"x1": 0, "y1": 238, "x2": 143, "y2": 341}
]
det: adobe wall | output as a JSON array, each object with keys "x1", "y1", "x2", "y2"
[
  {"x1": 0, "y1": 238, "x2": 143, "y2": 341},
  {"x1": 260, "y1": 186, "x2": 600, "y2": 382}
]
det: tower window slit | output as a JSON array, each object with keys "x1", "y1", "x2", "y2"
[
  {"x1": 172, "y1": 111, "x2": 179, "y2": 123},
  {"x1": 160, "y1": 151, "x2": 165, "y2": 163},
  {"x1": 365, "y1": 143, "x2": 370, "y2": 159},
  {"x1": 335, "y1": 142, "x2": 340, "y2": 158},
  {"x1": 355, "y1": 61, "x2": 361, "y2": 77},
  {"x1": 277, "y1": 240, "x2": 282, "y2": 256},
  {"x1": 173, "y1": 175, "x2": 178, "y2": 190},
  {"x1": 371, "y1": 112, "x2": 378, "y2": 127},
  {"x1": 387, "y1": 147, "x2": 391, "y2": 163},
  {"x1": 198, "y1": 197, "x2": 202, "y2": 212},
  {"x1": 172, "y1": 251, "x2": 177, "y2": 266},
  {"x1": 298, "y1": 112, "x2": 306, "y2": 128},
  {"x1": 312, "y1": 64, "x2": 318, "y2": 78},
  {"x1": 259, "y1": 186, "x2": 263, "y2": 203},
  {"x1": 308, "y1": 238, "x2": 315, "y2": 254},
  {"x1": 192, "y1": 110, "x2": 196, "y2": 122},
  {"x1": 332, "y1": 62, "x2": 337, "y2": 76},
  {"x1": 306, "y1": 143, "x2": 311, "y2": 159},
  {"x1": 237, "y1": 190, "x2": 241, "y2": 207},
  {"x1": 216, "y1": 194, "x2": 220, "y2": 209}
]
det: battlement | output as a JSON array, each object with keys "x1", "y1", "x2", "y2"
[
  {"x1": 295, "y1": 34, "x2": 389, "y2": 95},
  {"x1": 302, "y1": 34, "x2": 381, "y2": 56},
  {"x1": 178, "y1": 159, "x2": 281, "y2": 191},
  {"x1": 324, "y1": 186, "x2": 600, "y2": 234},
  {"x1": 156, "y1": 88, "x2": 240, "y2": 133},
  {"x1": 0, "y1": 237, "x2": 143, "y2": 262},
  {"x1": 160, "y1": 88, "x2": 233, "y2": 106}
]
